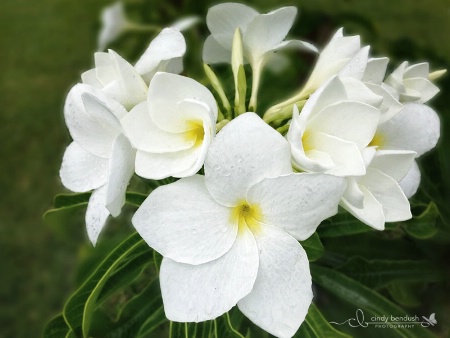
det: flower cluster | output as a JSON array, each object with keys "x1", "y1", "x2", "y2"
[{"x1": 59, "y1": 3, "x2": 443, "y2": 337}]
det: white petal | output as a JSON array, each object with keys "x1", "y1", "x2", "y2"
[
  {"x1": 339, "y1": 45, "x2": 370, "y2": 80},
  {"x1": 121, "y1": 102, "x2": 196, "y2": 153},
  {"x1": 340, "y1": 186, "x2": 385, "y2": 230},
  {"x1": 135, "y1": 142, "x2": 205, "y2": 179},
  {"x1": 81, "y1": 69, "x2": 103, "y2": 88},
  {"x1": 98, "y1": 2, "x2": 128, "y2": 51},
  {"x1": 160, "y1": 226, "x2": 258, "y2": 322},
  {"x1": 362, "y1": 57, "x2": 389, "y2": 84},
  {"x1": 102, "y1": 50, "x2": 148, "y2": 110},
  {"x1": 269, "y1": 39, "x2": 318, "y2": 54},
  {"x1": 377, "y1": 103, "x2": 440, "y2": 156},
  {"x1": 368, "y1": 150, "x2": 416, "y2": 182},
  {"x1": 170, "y1": 16, "x2": 200, "y2": 31},
  {"x1": 238, "y1": 225, "x2": 313, "y2": 338},
  {"x1": 340, "y1": 77, "x2": 383, "y2": 108},
  {"x1": 343, "y1": 177, "x2": 365, "y2": 209},
  {"x1": 399, "y1": 160, "x2": 421, "y2": 198},
  {"x1": 147, "y1": 72, "x2": 217, "y2": 133},
  {"x1": 307, "y1": 132, "x2": 366, "y2": 176},
  {"x1": 205, "y1": 113, "x2": 292, "y2": 207},
  {"x1": 202, "y1": 35, "x2": 232, "y2": 64},
  {"x1": 405, "y1": 62, "x2": 429, "y2": 78},
  {"x1": 135, "y1": 28, "x2": 186, "y2": 83},
  {"x1": 365, "y1": 83, "x2": 403, "y2": 123},
  {"x1": 206, "y1": 3, "x2": 259, "y2": 50},
  {"x1": 132, "y1": 175, "x2": 237, "y2": 265},
  {"x1": 247, "y1": 173, "x2": 345, "y2": 240},
  {"x1": 105, "y1": 135, "x2": 136, "y2": 217},
  {"x1": 403, "y1": 77, "x2": 439, "y2": 103},
  {"x1": 244, "y1": 7, "x2": 297, "y2": 61},
  {"x1": 308, "y1": 101, "x2": 380, "y2": 149},
  {"x1": 81, "y1": 92, "x2": 123, "y2": 132},
  {"x1": 361, "y1": 168, "x2": 412, "y2": 223},
  {"x1": 86, "y1": 185, "x2": 110, "y2": 246},
  {"x1": 60, "y1": 142, "x2": 109, "y2": 192},
  {"x1": 94, "y1": 52, "x2": 118, "y2": 85},
  {"x1": 64, "y1": 84, "x2": 126, "y2": 158}
]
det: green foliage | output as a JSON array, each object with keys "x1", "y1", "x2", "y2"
[{"x1": 300, "y1": 232, "x2": 325, "y2": 261}]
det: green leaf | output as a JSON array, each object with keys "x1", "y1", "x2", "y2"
[
  {"x1": 387, "y1": 282, "x2": 422, "y2": 308},
  {"x1": 54, "y1": 192, "x2": 91, "y2": 208},
  {"x1": 300, "y1": 233, "x2": 324, "y2": 262},
  {"x1": 336, "y1": 257, "x2": 444, "y2": 289},
  {"x1": 43, "y1": 315, "x2": 69, "y2": 338},
  {"x1": 318, "y1": 211, "x2": 373, "y2": 238},
  {"x1": 311, "y1": 264, "x2": 436, "y2": 338},
  {"x1": 63, "y1": 233, "x2": 147, "y2": 337},
  {"x1": 404, "y1": 202, "x2": 439, "y2": 239},
  {"x1": 295, "y1": 303, "x2": 351, "y2": 338}
]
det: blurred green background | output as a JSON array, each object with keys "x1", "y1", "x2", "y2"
[{"x1": 1, "y1": 0, "x2": 449, "y2": 336}]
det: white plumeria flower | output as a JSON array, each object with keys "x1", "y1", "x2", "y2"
[
  {"x1": 287, "y1": 76, "x2": 381, "y2": 177},
  {"x1": 133, "y1": 113, "x2": 345, "y2": 338},
  {"x1": 369, "y1": 102, "x2": 440, "y2": 198},
  {"x1": 384, "y1": 61, "x2": 440, "y2": 104},
  {"x1": 203, "y1": 3, "x2": 317, "y2": 108},
  {"x1": 60, "y1": 85, "x2": 135, "y2": 245},
  {"x1": 83, "y1": 28, "x2": 186, "y2": 110},
  {"x1": 341, "y1": 149, "x2": 416, "y2": 230},
  {"x1": 121, "y1": 72, "x2": 218, "y2": 180}
]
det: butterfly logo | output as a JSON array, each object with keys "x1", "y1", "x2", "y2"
[{"x1": 422, "y1": 313, "x2": 437, "y2": 326}]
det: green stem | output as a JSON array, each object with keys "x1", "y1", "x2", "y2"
[
  {"x1": 169, "y1": 321, "x2": 173, "y2": 338},
  {"x1": 249, "y1": 60, "x2": 263, "y2": 112},
  {"x1": 276, "y1": 123, "x2": 290, "y2": 135},
  {"x1": 185, "y1": 322, "x2": 189, "y2": 338},
  {"x1": 225, "y1": 312, "x2": 245, "y2": 338}
]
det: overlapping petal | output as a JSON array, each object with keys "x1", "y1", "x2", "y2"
[
  {"x1": 238, "y1": 225, "x2": 313, "y2": 338},
  {"x1": 205, "y1": 113, "x2": 292, "y2": 207},
  {"x1": 133, "y1": 175, "x2": 237, "y2": 265},
  {"x1": 85, "y1": 185, "x2": 110, "y2": 246},
  {"x1": 160, "y1": 226, "x2": 258, "y2": 322}
]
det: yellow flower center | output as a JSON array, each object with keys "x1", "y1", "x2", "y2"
[
  {"x1": 369, "y1": 132, "x2": 384, "y2": 148},
  {"x1": 230, "y1": 200, "x2": 263, "y2": 235},
  {"x1": 184, "y1": 120, "x2": 205, "y2": 148},
  {"x1": 302, "y1": 129, "x2": 313, "y2": 152}
]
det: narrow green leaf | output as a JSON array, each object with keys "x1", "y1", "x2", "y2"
[
  {"x1": 336, "y1": 257, "x2": 444, "y2": 289},
  {"x1": 387, "y1": 282, "x2": 422, "y2": 308},
  {"x1": 63, "y1": 233, "x2": 146, "y2": 337},
  {"x1": 318, "y1": 212, "x2": 373, "y2": 238},
  {"x1": 404, "y1": 203, "x2": 439, "y2": 239},
  {"x1": 43, "y1": 315, "x2": 69, "y2": 338},
  {"x1": 55, "y1": 192, "x2": 91, "y2": 208},
  {"x1": 311, "y1": 264, "x2": 436, "y2": 338},
  {"x1": 300, "y1": 233, "x2": 324, "y2": 262},
  {"x1": 295, "y1": 303, "x2": 351, "y2": 338}
]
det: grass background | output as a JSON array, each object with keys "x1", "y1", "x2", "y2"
[{"x1": 0, "y1": 0, "x2": 449, "y2": 336}]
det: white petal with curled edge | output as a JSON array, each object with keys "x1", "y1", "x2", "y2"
[
  {"x1": 132, "y1": 175, "x2": 237, "y2": 265},
  {"x1": 81, "y1": 69, "x2": 103, "y2": 88},
  {"x1": 205, "y1": 113, "x2": 292, "y2": 207},
  {"x1": 244, "y1": 7, "x2": 297, "y2": 60},
  {"x1": 81, "y1": 92, "x2": 123, "y2": 134},
  {"x1": 340, "y1": 186, "x2": 385, "y2": 230},
  {"x1": 362, "y1": 57, "x2": 389, "y2": 84},
  {"x1": 365, "y1": 83, "x2": 403, "y2": 123},
  {"x1": 135, "y1": 146, "x2": 200, "y2": 180},
  {"x1": 160, "y1": 226, "x2": 258, "y2": 322},
  {"x1": 86, "y1": 185, "x2": 110, "y2": 246},
  {"x1": 103, "y1": 50, "x2": 148, "y2": 110},
  {"x1": 361, "y1": 168, "x2": 412, "y2": 223},
  {"x1": 344, "y1": 177, "x2": 365, "y2": 209},
  {"x1": 308, "y1": 101, "x2": 380, "y2": 149},
  {"x1": 60, "y1": 142, "x2": 109, "y2": 192},
  {"x1": 148, "y1": 72, "x2": 217, "y2": 132},
  {"x1": 94, "y1": 52, "x2": 117, "y2": 85},
  {"x1": 202, "y1": 35, "x2": 232, "y2": 64},
  {"x1": 403, "y1": 77, "x2": 439, "y2": 103},
  {"x1": 238, "y1": 225, "x2": 313, "y2": 338},
  {"x1": 405, "y1": 62, "x2": 429, "y2": 78},
  {"x1": 368, "y1": 150, "x2": 416, "y2": 182},
  {"x1": 247, "y1": 173, "x2": 345, "y2": 240},
  {"x1": 121, "y1": 102, "x2": 195, "y2": 153},
  {"x1": 269, "y1": 39, "x2": 318, "y2": 54},
  {"x1": 64, "y1": 84, "x2": 126, "y2": 158},
  {"x1": 135, "y1": 28, "x2": 187, "y2": 83},
  {"x1": 399, "y1": 160, "x2": 421, "y2": 198},
  {"x1": 340, "y1": 77, "x2": 383, "y2": 108},
  {"x1": 307, "y1": 132, "x2": 366, "y2": 176},
  {"x1": 377, "y1": 103, "x2": 440, "y2": 156},
  {"x1": 105, "y1": 134, "x2": 136, "y2": 217},
  {"x1": 206, "y1": 3, "x2": 259, "y2": 49}
]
